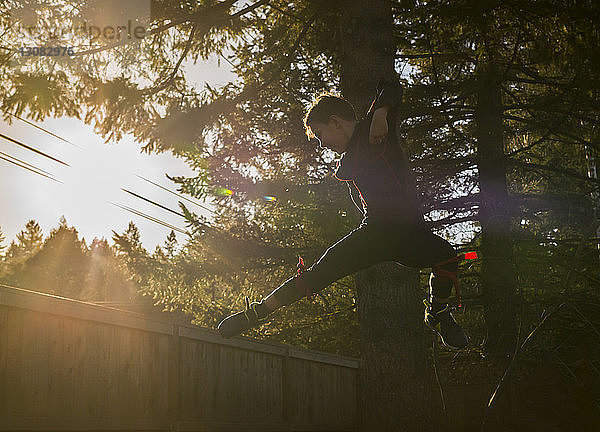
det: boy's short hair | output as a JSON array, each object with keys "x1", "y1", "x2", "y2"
[{"x1": 303, "y1": 93, "x2": 357, "y2": 139}]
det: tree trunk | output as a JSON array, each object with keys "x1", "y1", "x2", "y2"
[
  {"x1": 339, "y1": 1, "x2": 434, "y2": 430},
  {"x1": 475, "y1": 61, "x2": 517, "y2": 356},
  {"x1": 356, "y1": 264, "x2": 434, "y2": 431},
  {"x1": 584, "y1": 144, "x2": 600, "y2": 274}
]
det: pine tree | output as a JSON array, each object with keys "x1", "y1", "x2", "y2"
[
  {"x1": 3, "y1": 219, "x2": 44, "y2": 279},
  {"x1": 338, "y1": 1, "x2": 433, "y2": 429},
  {"x1": 112, "y1": 221, "x2": 152, "y2": 285},
  {"x1": 0, "y1": 227, "x2": 6, "y2": 278},
  {"x1": 87, "y1": 237, "x2": 137, "y2": 303},
  {"x1": 0, "y1": 227, "x2": 5, "y2": 254},
  {"x1": 15, "y1": 219, "x2": 43, "y2": 255},
  {"x1": 13, "y1": 218, "x2": 87, "y2": 297},
  {"x1": 392, "y1": 0, "x2": 600, "y2": 356},
  {"x1": 163, "y1": 230, "x2": 178, "y2": 259}
]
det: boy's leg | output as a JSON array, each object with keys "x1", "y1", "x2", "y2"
[
  {"x1": 390, "y1": 226, "x2": 457, "y2": 305},
  {"x1": 264, "y1": 224, "x2": 391, "y2": 310},
  {"x1": 392, "y1": 226, "x2": 468, "y2": 349},
  {"x1": 218, "y1": 223, "x2": 395, "y2": 338}
]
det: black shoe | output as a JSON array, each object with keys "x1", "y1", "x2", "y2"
[
  {"x1": 424, "y1": 299, "x2": 469, "y2": 350},
  {"x1": 218, "y1": 297, "x2": 268, "y2": 338}
]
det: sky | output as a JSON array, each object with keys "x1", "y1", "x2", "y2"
[{"x1": 0, "y1": 56, "x2": 234, "y2": 252}]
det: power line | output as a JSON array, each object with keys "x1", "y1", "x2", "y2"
[
  {"x1": 135, "y1": 174, "x2": 217, "y2": 215},
  {"x1": 0, "y1": 133, "x2": 70, "y2": 166},
  {"x1": 110, "y1": 202, "x2": 187, "y2": 234},
  {"x1": 7, "y1": 113, "x2": 83, "y2": 149},
  {"x1": 0, "y1": 149, "x2": 55, "y2": 177},
  {"x1": 4, "y1": 114, "x2": 222, "y2": 219},
  {"x1": 0, "y1": 118, "x2": 194, "y2": 235},
  {"x1": 0, "y1": 152, "x2": 61, "y2": 183},
  {"x1": 121, "y1": 188, "x2": 185, "y2": 218},
  {"x1": 2, "y1": 113, "x2": 229, "y2": 234},
  {"x1": 120, "y1": 187, "x2": 215, "y2": 232},
  {"x1": 0, "y1": 121, "x2": 211, "y2": 235},
  {"x1": 120, "y1": 185, "x2": 232, "y2": 239}
]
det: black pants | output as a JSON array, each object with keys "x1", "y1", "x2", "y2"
[{"x1": 267, "y1": 220, "x2": 457, "y2": 307}]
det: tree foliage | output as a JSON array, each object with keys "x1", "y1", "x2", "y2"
[{"x1": 1, "y1": 218, "x2": 137, "y2": 302}]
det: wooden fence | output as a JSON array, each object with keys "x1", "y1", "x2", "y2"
[{"x1": 0, "y1": 285, "x2": 359, "y2": 432}]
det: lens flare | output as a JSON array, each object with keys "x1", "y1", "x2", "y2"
[
  {"x1": 214, "y1": 187, "x2": 233, "y2": 196},
  {"x1": 263, "y1": 196, "x2": 277, "y2": 202}
]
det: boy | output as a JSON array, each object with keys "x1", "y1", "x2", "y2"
[{"x1": 218, "y1": 78, "x2": 469, "y2": 349}]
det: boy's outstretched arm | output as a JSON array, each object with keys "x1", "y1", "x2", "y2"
[
  {"x1": 368, "y1": 78, "x2": 403, "y2": 145},
  {"x1": 369, "y1": 106, "x2": 389, "y2": 145}
]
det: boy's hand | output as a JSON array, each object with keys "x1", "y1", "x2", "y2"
[{"x1": 370, "y1": 107, "x2": 389, "y2": 145}]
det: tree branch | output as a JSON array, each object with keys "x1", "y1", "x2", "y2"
[
  {"x1": 149, "y1": 12, "x2": 318, "y2": 145},
  {"x1": 509, "y1": 159, "x2": 600, "y2": 186},
  {"x1": 141, "y1": 25, "x2": 198, "y2": 96},
  {"x1": 70, "y1": 0, "x2": 264, "y2": 58},
  {"x1": 231, "y1": 0, "x2": 269, "y2": 18},
  {"x1": 505, "y1": 130, "x2": 552, "y2": 157},
  {"x1": 426, "y1": 215, "x2": 478, "y2": 229},
  {"x1": 481, "y1": 303, "x2": 566, "y2": 432},
  {"x1": 504, "y1": 114, "x2": 593, "y2": 146}
]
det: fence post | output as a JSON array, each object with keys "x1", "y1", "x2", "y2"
[
  {"x1": 168, "y1": 324, "x2": 181, "y2": 431},
  {"x1": 283, "y1": 345, "x2": 291, "y2": 431}
]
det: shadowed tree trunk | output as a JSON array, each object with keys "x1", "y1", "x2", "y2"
[
  {"x1": 475, "y1": 59, "x2": 519, "y2": 432},
  {"x1": 339, "y1": 0, "x2": 434, "y2": 430},
  {"x1": 475, "y1": 61, "x2": 517, "y2": 356},
  {"x1": 355, "y1": 264, "x2": 433, "y2": 431}
]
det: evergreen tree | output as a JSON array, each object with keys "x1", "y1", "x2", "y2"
[
  {"x1": 87, "y1": 237, "x2": 137, "y2": 303},
  {"x1": 0, "y1": 226, "x2": 5, "y2": 255},
  {"x1": 0, "y1": 227, "x2": 6, "y2": 278},
  {"x1": 13, "y1": 218, "x2": 88, "y2": 298},
  {"x1": 338, "y1": 1, "x2": 434, "y2": 429},
  {"x1": 392, "y1": 2, "x2": 600, "y2": 427},
  {"x1": 391, "y1": 0, "x2": 600, "y2": 355},
  {"x1": 112, "y1": 221, "x2": 152, "y2": 286},
  {"x1": 163, "y1": 230, "x2": 178, "y2": 259},
  {"x1": 13, "y1": 219, "x2": 43, "y2": 256},
  {"x1": 3, "y1": 219, "x2": 44, "y2": 281}
]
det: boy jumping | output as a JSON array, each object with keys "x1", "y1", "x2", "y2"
[{"x1": 217, "y1": 78, "x2": 469, "y2": 349}]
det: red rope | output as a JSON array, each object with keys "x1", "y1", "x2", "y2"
[
  {"x1": 295, "y1": 256, "x2": 314, "y2": 300},
  {"x1": 433, "y1": 251, "x2": 478, "y2": 307}
]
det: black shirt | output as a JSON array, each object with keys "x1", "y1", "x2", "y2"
[{"x1": 334, "y1": 79, "x2": 424, "y2": 226}]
